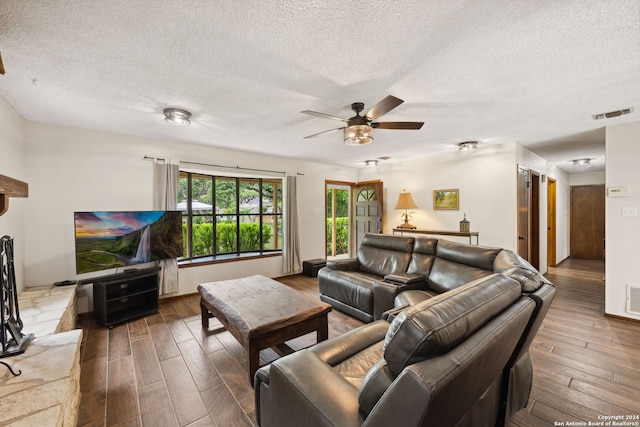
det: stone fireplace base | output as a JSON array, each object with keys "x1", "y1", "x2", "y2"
[{"x1": 0, "y1": 284, "x2": 81, "y2": 426}]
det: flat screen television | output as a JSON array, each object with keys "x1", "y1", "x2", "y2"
[{"x1": 74, "y1": 211, "x2": 183, "y2": 274}]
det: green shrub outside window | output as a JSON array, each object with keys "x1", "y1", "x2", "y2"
[{"x1": 179, "y1": 172, "x2": 282, "y2": 260}]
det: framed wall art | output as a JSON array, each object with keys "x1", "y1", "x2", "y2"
[{"x1": 433, "y1": 189, "x2": 459, "y2": 210}]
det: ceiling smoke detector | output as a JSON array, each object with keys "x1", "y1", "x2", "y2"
[
  {"x1": 592, "y1": 107, "x2": 633, "y2": 120},
  {"x1": 164, "y1": 108, "x2": 192, "y2": 126}
]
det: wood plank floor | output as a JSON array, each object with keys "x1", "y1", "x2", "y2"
[{"x1": 77, "y1": 259, "x2": 640, "y2": 426}]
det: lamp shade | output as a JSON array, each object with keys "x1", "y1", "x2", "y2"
[
  {"x1": 395, "y1": 191, "x2": 418, "y2": 210},
  {"x1": 344, "y1": 125, "x2": 373, "y2": 145}
]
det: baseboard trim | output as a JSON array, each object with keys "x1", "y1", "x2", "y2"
[{"x1": 604, "y1": 312, "x2": 640, "y2": 324}]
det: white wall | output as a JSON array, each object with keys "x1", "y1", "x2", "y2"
[
  {"x1": 605, "y1": 120, "x2": 640, "y2": 320},
  {"x1": 359, "y1": 143, "x2": 519, "y2": 250},
  {"x1": 358, "y1": 142, "x2": 570, "y2": 274},
  {"x1": 0, "y1": 97, "x2": 27, "y2": 292},
  {"x1": 569, "y1": 170, "x2": 605, "y2": 186},
  {"x1": 22, "y1": 121, "x2": 356, "y2": 312}
]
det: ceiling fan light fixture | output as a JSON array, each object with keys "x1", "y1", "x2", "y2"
[
  {"x1": 344, "y1": 125, "x2": 373, "y2": 145},
  {"x1": 458, "y1": 141, "x2": 478, "y2": 151},
  {"x1": 163, "y1": 108, "x2": 192, "y2": 126}
]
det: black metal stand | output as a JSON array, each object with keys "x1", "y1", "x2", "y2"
[
  {"x1": 1, "y1": 235, "x2": 33, "y2": 372},
  {"x1": 0, "y1": 360, "x2": 21, "y2": 376}
]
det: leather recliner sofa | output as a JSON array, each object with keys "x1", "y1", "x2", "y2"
[
  {"x1": 317, "y1": 233, "x2": 549, "y2": 324},
  {"x1": 256, "y1": 233, "x2": 556, "y2": 426},
  {"x1": 255, "y1": 271, "x2": 546, "y2": 427}
]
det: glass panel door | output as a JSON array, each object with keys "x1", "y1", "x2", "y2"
[{"x1": 326, "y1": 183, "x2": 351, "y2": 258}]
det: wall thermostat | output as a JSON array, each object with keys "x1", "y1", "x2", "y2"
[{"x1": 608, "y1": 186, "x2": 630, "y2": 197}]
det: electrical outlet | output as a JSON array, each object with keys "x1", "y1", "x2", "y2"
[{"x1": 622, "y1": 207, "x2": 638, "y2": 217}]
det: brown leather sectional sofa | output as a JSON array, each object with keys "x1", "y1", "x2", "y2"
[{"x1": 255, "y1": 233, "x2": 556, "y2": 427}]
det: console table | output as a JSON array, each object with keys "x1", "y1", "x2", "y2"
[{"x1": 393, "y1": 228, "x2": 479, "y2": 245}]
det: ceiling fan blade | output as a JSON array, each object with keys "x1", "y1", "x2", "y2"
[
  {"x1": 0, "y1": 50, "x2": 5, "y2": 75},
  {"x1": 300, "y1": 110, "x2": 347, "y2": 122},
  {"x1": 365, "y1": 95, "x2": 404, "y2": 121},
  {"x1": 304, "y1": 127, "x2": 346, "y2": 139},
  {"x1": 371, "y1": 121, "x2": 424, "y2": 130}
]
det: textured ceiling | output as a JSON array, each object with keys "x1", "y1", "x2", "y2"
[{"x1": 1, "y1": 0, "x2": 639, "y2": 172}]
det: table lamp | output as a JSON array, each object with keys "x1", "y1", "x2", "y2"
[{"x1": 395, "y1": 189, "x2": 418, "y2": 229}]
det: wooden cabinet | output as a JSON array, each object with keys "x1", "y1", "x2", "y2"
[{"x1": 92, "y1": 266, "x2": 160, "y2": 327}]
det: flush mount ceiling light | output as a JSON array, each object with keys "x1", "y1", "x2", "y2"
[
  {"x1": 572, "y1": 158, "x2": 591, "y2": 167},
  {"x1": 364, "y1": 159, "x2": 378, "y2": 167},
  {"x1": 592, "y1": 107, "x2": 633, "y2": 120},
  {"x1": 458, "y1": 141, "x2": 478, "y2": 151},
  {"x1": 163, "y1": 108, "x2": 192, "y2": 126}
]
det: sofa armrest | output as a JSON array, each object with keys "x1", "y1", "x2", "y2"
[
  {"x1": 255, "y1": 349, "x2": 362, "y2": 427},
  {"x1": 383, "y1": 273, "x2": 426, "y2": 285},
  {"x1": 372, "y1": 277, "x2": 427, "y2": 320},
  {"x1": 309, "y1": 319, "x2": 389, "y2": 365},
  {"x1": 326, "y1": 258, "x2": 360, "y2": 271},
  {"x1": 381, "y1": 304, "x2": 409, "y2": 322}
]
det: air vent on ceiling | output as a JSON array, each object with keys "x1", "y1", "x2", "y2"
[
  {"x1": 592, "y1": 107, "x2": 634, "y2": 120},
  {"x1": 626, "y1": 285, "x2": 640, "y2": 315}
]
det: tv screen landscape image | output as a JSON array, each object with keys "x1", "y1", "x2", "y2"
[{"x1": 74, "y1": 211, "x2": 183, "y2": 274}]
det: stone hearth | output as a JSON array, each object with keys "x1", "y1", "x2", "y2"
[{"x1": 0, "y1": 284, "x2": 81, "y2": 426}]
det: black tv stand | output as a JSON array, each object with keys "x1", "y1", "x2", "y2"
[{"x1": 90, "y1": 266, "x2": 161, "y2": 327}]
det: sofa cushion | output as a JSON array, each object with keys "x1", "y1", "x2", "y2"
[
  {"x1": 406, "y1": 237, "x2": 438, "y2": 276},
  {"x1": 426, "y1": 239, "x2": 502, "y2": 293},
  {"x1": 357, "y1": 233, "x2": 414, "y2": 277},
  {"x1": 332, "y1": 340, "x2": 384, "y2": 389},
  {"x1": 436, "y1": 239, "x2": 502, "y2": 271},
  {"x1": 382, "y1": 273, "x2": 521, "y2": 375},
  {"x1": 393, "y1": 289, "x2": 437, "y2": 307},
  {"x1": 427, "y1": 257, "x2": 494, "y2": 293}
]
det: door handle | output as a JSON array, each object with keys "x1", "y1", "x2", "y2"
[{"x1": 518, "y1": 236, "x2": 525, "y2": 240}]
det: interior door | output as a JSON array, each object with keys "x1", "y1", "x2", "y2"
[
  {"x1": 547, "y1": 178, "x2": 557, "y2": 267},
  {"x1": 516, "y1": 166, "x2": 530, "y2": 260},
  {"x1": 353, "y1": 181, "x2": 383, "y2": 251},
  {"x1": 570, "y1": 185, "x2": 605, "y2": 259},
  {"x1": 530, "y1": 172, "x2": 540, "y2": 270}
]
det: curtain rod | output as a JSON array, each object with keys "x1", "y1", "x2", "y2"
[{"x1": 143, "y1": 156, "x2": 303, "y2": 175}]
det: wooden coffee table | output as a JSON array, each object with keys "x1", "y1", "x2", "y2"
[{"x1": 198, "y1": 275, "x2": 332, "y2": 386}]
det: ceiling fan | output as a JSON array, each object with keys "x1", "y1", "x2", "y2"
[{"x1": 301, "y1": 95, "x2": 424, "y2": 145}]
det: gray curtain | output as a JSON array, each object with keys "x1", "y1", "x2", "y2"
[
  {"x1": 282, "y1": 175, "x2": 302, "y2": 274},
  {"x1": 153, "y1": 160, "x2": 180, "y2": 294}
]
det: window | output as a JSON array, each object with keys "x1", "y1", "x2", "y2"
[{"x1": 178, "y1": 172, "x2": 283, "y2": 262}]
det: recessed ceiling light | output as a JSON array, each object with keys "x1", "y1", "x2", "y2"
[
  {"x1": 364, "y1": 159, "x2": 378, "y2": 167},
  {"x1": 163, "y1": 108, "x2": 192, "y2": 126},
  {"x1": 592, "y1": 107, "x2": 633, "y2": 120},
  {"x1": 458, "y1": 141, "x2": 479, "y2": 151}
]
